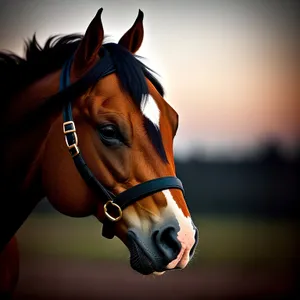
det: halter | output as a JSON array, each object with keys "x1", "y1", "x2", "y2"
[{"x1": 60, "y1": 46, "x2": 184, "y2": 238}]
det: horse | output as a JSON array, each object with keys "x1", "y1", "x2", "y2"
[{"x1": 0, "y1": 8, "x2": 199, "y2": 296}]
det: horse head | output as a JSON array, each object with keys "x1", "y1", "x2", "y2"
[{"x1": 42, "y1": 8, "x2": 198, "y2": 275}]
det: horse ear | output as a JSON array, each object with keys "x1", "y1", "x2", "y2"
[
  {"x1": 118, "y1": 9, "x2": 144, "y2": 54},
  {"x1": 72, "y1": 8, "x2": 104, "y2": 77}
]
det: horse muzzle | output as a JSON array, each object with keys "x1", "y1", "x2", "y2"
[{"x1": 126, "y1": 218, "x2": 198, "y2": 275}]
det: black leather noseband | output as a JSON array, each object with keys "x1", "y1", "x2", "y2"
[{"x1": 59, "y1": 46, "x2": 184, "y2": 238}]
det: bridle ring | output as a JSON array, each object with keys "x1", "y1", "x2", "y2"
[{"x1": 104, "y1": 200, "x2": 123, "y2": 222}]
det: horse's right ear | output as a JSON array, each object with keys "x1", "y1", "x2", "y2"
[
  {"x1": 72, "y1": 8, "x2": 104, "y2": 78},
  {"x1": 118, "y1": 9, "x2": 144, "y2": 54}
]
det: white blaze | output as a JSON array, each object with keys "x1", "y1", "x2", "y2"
[
  {"x1": 162, "y1": 189, "x2": 196, "y2": 269},
  {"x1": 140, "y1": 94, "x2": 160, "y2": 129}
]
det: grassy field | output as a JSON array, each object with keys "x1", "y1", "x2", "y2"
[{"x1": 16, "y1": 212, "x2": 298, "y2": 268}]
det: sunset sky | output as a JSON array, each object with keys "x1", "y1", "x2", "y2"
[{"x1": 0, "y1": 0, "x2": 299, "y2": 159}]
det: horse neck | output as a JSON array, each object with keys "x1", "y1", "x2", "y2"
[{"x1": 0, "y1": 70, "x2": 62, "y2": 248}]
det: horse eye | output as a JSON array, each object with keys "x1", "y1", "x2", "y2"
[
  {"x1": 100, "y1": 125, "x2": 118, "y2": 138},
  {"x1": 98, "y1": 124, "x2": 123, "y2": 146}
]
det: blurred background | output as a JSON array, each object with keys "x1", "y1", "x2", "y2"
[{"x1": 0, "y1": 0, "x2": 299, "y2": 299}]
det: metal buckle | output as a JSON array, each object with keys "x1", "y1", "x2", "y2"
[
  {"x1": 68, "y1": 144, "x2": 80, "y2": 158},
  {"x1": 63, "y1": 121, "x2": 76, "y2": 134},
  {"x1": 104, "y1": 200, "x2": 123, "y2": 222},
  {"x1": 63, "y1": 121, "x2": 80, "y2": 157},
  {"x1": 64, "y1": 132, "x2": 78, "y2": 148}
]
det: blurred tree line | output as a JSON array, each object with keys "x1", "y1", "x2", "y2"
[
  {"x1": 36, "y1": 140, "x2": 300, "y2": 219},
  {"x1": 175, "y1": 139, "x2": 299, "y2": 218}
]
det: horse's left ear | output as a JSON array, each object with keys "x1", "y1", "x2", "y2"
[
  {"x1": 118, "y1": 9, "x2": 144, "y2": 54},
  {"x1": 72, "y1": 8, "x2": 104, "y2": 78}
]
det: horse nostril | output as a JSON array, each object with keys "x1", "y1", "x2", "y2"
[{"x1": 152, "y1": 226, "x2": 181, "y2": 263}]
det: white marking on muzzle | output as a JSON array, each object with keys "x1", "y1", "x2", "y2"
[
  {"x1": 141, "y1": 94, "x2": 160, "y2": 129},
  {"x1": 162, "y1": 189, "x2": 196, "y2": 269}
]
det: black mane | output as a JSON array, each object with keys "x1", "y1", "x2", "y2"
[
  {"x1": 0, "y1": 34, "x2": 164, "y2": 102},
  {"x1": 0, "y1": 34, "x2": 82, "y2": 108},
  {"x1": 0, "y1": 34, "x2": 167, "y2": 162}
]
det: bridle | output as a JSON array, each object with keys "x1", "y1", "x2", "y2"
[{"x1": 60, "y1": 45, "x2": 185, "y2": 238}]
